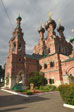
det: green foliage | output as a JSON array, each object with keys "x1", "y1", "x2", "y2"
[
  {"x1": 28, "y1": 72, "x2": 47, "y2": 87},
  {"x1": 0, "y1": 64, "x2": 5, "y2": 80},
  {"x1": 58, "y1": 83, "x2": 74, "y2": 105},
  {"x1": 39, "y1": 85, "x2": 57, "y2": 92},
  {"x1": 48, "y1": 85, "x2": 57, "y2": 91},
  {"x1": 26, "y1": 91, "x2": 33, "y2": 95}
]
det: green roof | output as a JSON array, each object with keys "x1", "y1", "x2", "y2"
[
  {"x1": 41, "y1": 52, "x2": 56, "y2": 59},
  {"x1": 70, "y1": 36, "x2": 74, "y2": 43},
  {"x1": 24, "y1": 54, "x2": 43, "y2": 60},
  {"x1": 62, "y1": 57, "x2": 74, "y2": 63}
]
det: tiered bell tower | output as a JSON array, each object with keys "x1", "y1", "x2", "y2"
[
  {"x1": 5, "y1": 16, "x2": 25, "y2": 88},
  {"x1": 8, "y1": 16, "x2": 25, "y2": 56}
]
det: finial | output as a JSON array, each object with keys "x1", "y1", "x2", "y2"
[
  {"x1": 58, "y1": 18, "x2": 61, "y2": 26},
  {"x1": 40, "y1": 21, "x2": 42, "y2": 28},
  {"x1": 19, "y1": 13, "x2": 21, "y2": 17},
  {"x1": 72, "y1": 29, "x2": 74, "y2": 35},
  {"x1": 48, "y1": 12, "x2": 52, "y2": 19}
]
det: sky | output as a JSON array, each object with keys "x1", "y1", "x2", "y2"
[{"x1": 0, "y1": 0, "x2": 74, "y2": 65}]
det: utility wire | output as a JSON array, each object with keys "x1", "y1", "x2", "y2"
[{"x1": 1, "y1": 0, "x2": 13, "y2": 29}]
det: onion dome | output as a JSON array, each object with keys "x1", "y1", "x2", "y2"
[
  {"x1": 57, "y1": 25, "x2": 64, "y2": 32},
  {"x1": 44, "y1": 18, "x2": 56, "y2": 30},
  {"x1": 70, "y1": 29, "x2": 74, "y2": 43},
  {"x1": 38, "y1": 25, "x2": 45, "y2": 33},
  {"x1": 16, "y1": 15, "x2": 22, "y2": 21},
  {"x1": 57, "y1": 19, "x2": 64, "y2": 32},
  {"x1": 16, "y1": 15, "x2": 22, "y2": 28}
]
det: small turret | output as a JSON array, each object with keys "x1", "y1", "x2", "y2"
[
  {"x1": 38, "y1": 22, "x2": 45, "y2": 40},
  {"x1": 57, "y1": 19, "x2": 65, "y2": 38},
  {"x1": 69, "y1": 29, "x2": 74, "y2": 57},
  {"x1": 70, "y1": 29, "x2": 74, "y2": 46},
  {"x1": 16, "y1": 15, "x2": 22, "y2": 28}
]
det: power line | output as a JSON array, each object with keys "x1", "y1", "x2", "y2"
[{"x1": 1, "y1": 0, "x2": 13, "y2": 29}]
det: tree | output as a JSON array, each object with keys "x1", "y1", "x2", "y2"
[
  {"x1": 0, "y1": 64, "x2": 5, "y2": 81},
  {"x1": 28, "y1": 72, "x2": 47, "y2": 87}
]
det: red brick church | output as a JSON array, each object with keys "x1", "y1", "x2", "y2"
[{"x1": 5, "y1": 15, "x2": 74, "y2": 88}]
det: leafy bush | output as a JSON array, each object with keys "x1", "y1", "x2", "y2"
[
  {"x1": 39, "y1": 85, "x2": 57, "y2": 92},
  {"x1": 26, "y1": 91, "x2": 33, "y2": 95},
  {"x1": 28, "y1": 72, "x2": 47, "y2": 87},
  {"x1": 34, "y1": 86, "x2": 39, "y2": 90},
  {"x1": 48, "y1": 85, "x2": 57, "y2": 91},
  {"x1": 58, "y1": 83, "x2": 74, "y2": 105}
]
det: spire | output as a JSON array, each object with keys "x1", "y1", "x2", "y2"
[{"x1": 16, "y1": 14, "x2": 22, "y2": 28}]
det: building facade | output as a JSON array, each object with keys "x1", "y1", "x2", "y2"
[{"x1": 5, "y1": 15, "x2": 74, "y2": 88}]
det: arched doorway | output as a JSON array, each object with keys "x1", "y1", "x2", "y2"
[
  {"x1": 16, "y1": 71, "x2": 25, "y2": 85},
  {"x1": 66, "y1": 65, "x2": 74, "y2": 83}
]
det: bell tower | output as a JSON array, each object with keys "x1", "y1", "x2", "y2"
[
  {"x1": 8, "y1": 15, "x2": 25, "y2": 56},
  {"x1": 5, "y1": 15, "x2": 26, "y2": 88}
]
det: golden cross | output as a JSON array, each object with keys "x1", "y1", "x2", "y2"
[
  {"x1": 48, "y1": 12, "x2": 52, "y2": 19},
  {"x1": 72, "y1": 29, "x2": 74, "y2": 35},
  {"x1": 40, "y1": 21, "x2": 42, "y2": 27},
  {"x1": 19, "y1": 13, "x2": 21, "y2": 17},
  {"x1": 58, "y1": 18, "x2": 61, "y2": 25}
]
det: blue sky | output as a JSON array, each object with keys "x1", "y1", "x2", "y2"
[{"x1": 0, "y1": 0, "x2": 74, "y2": 65}]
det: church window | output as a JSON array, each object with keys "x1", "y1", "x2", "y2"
[
  {"x1": 39, "y1": 65, "x2": 42, "y2": 70},
  {"x1": 48, "y1": 48, "x2": 50, "y2": 53},
  {"x1": 44, "y1": 64, "x2": 47, "y2": 69},
  {"x1": 49, "y1": 79, "x2": 54, "y2": 84},
  {"x1": 19, "y1": 58, "x2": 22, "y2": 62},
  {"x1": 50, "y1": 61, "x2": 54, "y2": 67},
  {"x1": 12, "y1": 42, "x2": 16, "y2": 51},
  {"x1": 44, "y1": 49, "x2": 47, "y2": 55},
  {"x1": 18, "y1": 43, "x2": 22, "y2": 51}
]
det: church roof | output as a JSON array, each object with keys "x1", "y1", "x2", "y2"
[
  {"x1": 62, "y1": 57, "x2": 74, "y2": 63},
  {"x1": 24, "y1": 54, "x2": 43, "y2": 60},
  {"x1": 70, "y1": 36, "x2": 74, "y2": 43},
  {"x1": 41, "y1": 53, "x2": 56, "y2": 59}
]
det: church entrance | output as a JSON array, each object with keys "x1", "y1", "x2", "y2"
[
  {"x1": 66, "y1": 66, "x2": 74, "y2": 83},
  {"x1": 16, "y1": 71, "x2": 25, "y2": 85}
]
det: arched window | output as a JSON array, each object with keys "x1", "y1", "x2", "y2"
[
  {"x1": 44, "y1": 64, "x2": 47, "y2": 69},
  {"x1": 39, "y1": 65, "x2": 42, "y2": 70},
  {"x1": 49, "y1": 79, "x2": 54, "y2": 84},
  {"x1": 50, "y1": 61, "x2": 54, "y2": 67},
  {"x1": 48, "y1": 48, "x2": 50, "y2": 53},
  {"x1": 12, "y1": 42, "x2": 16, "y2": 51}
]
